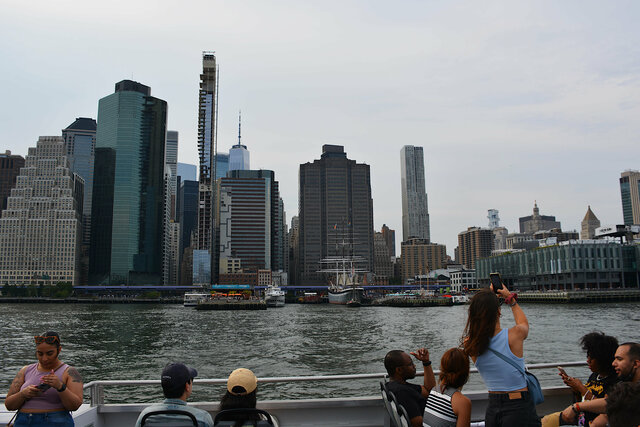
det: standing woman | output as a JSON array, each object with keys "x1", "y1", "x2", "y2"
[
  {"x1": 462, "y1": 286, "x2": 540, "y2": 426},
  {"x1": 4, "y1": 331, "x2": 83, "y2": 427}
]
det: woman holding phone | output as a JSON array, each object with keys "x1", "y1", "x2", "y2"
[
  {"x1": 462, "y1": 278, "x2": 540, "y2": 426},
  {"x1": 4, "y1": 331, "x2": 83, "y2": 427}
]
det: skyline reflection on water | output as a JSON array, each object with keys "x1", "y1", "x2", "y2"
[{"x1": 1, "y1": 302, "x2": 639, "y2": 402}]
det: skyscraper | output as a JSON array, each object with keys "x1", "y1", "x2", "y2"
[
  {"x1": 0, "y1": 150, "x2": 25, "y2": 211},
  {"x1": 89, "y1": 80, "x2": 167, "y2": 285},
  {"x1": 298, "y1": 145, "x2": 374, "y2": 284},
  {"x1": 228, "y1": 112, "x2": 250, "y2": 172},
  {"x1": 165, "y1": 130, "x2": 179, "y2": 220},
  {"x1": 63, "y1": 117, "x2": 97, "y2": 285},
  {"x1": 217, "y1": 170, "x2": 285, "y2": 273},
  {"x1": 381, "y1": 224, "x2": 396, "y2": 257},
  {"x1": 62, "y1": 118, "x2": 96, "y2": 244},
  {"x1": 620, "y1": 170, "x2": 640, "y2": 226},
  {"x1": 196, "y1": 52, "x2": 218, "y2": 284},
  {"x1": 0, "y1": 137, "x2": 82, "y2": 285},
  {"x1": 400, "y1": 145, "x2": 430, "y2": 241}
]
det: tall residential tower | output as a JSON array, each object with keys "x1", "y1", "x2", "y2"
[
  {"x1": 400, "y1": 145, "x2": 430, "y2": 242},
  {"x1": 195, "y1": 52, "x2": 218, "y2": 284}
]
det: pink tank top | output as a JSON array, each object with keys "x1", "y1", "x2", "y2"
[{"x1": 20, "y1": 362, "x2": 69, "y2": 410}]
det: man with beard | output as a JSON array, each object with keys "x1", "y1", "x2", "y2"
[
  {"x1": 560, "y1": 342, "x2": 640, "y2": 427},
  {"x1": 384, "y1": 348, "x2": 435, "y2": 427}
]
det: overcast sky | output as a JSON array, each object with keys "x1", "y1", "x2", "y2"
[{"x1": 2, "y1": 1, "x2": 639, "y2": 255}]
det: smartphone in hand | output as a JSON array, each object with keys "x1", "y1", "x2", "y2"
[
  {"x1": 489, "y1": 272, "x2": 506, "y2": 294},
  {"x1": 557, "y1": 366, "x2": 568, "y2": 377},
  {"x1": 36, "y1": 383, "x2": 51, "y2": 391}
]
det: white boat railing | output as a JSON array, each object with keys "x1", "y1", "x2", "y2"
[{"x1": 58, "y1": 361, "x2": 588, "y2": 406}]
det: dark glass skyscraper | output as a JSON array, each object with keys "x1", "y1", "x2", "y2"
[
  {"x1": 89, "y1": 80, "x2": 167, "y2": 285},
  {"x1": 298, "y1": 145, "x2": 374, "y2": 284}
]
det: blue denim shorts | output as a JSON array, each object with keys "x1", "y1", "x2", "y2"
[{"x1": 14, "y1": 410, "x2": 74, "y2": 427}]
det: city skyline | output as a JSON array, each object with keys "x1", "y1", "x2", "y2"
[{"x1": 2, "y1": 1, "x2": 640, "y2": 254}]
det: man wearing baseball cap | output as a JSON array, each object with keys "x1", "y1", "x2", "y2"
[{"x1": 135, "y1": 362, "x2": 214, "y2": 427}]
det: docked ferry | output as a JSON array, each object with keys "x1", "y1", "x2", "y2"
[{"x1": 183, "y1": 292, "x2": 211, "y2": 307}]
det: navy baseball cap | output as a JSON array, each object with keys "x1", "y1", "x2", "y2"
[{"x1": 161, "y1": 362, "x2": 198, "y2": 390}]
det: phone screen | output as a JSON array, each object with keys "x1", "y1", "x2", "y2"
[{"x1": 489, "y1": 273, "x2": 502, "y2": 293}]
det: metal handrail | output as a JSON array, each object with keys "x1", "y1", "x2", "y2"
[{"x1": 1, "y1": 361, "x2": 588, "y2": 405}]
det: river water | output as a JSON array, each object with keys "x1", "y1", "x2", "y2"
[{"x1": 1, "y1": 302, "x2": 639, "y2": 403}]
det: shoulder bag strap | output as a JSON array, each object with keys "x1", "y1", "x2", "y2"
[{"x1": 488, "y1": 348, "x2": 526, "y2": 375}]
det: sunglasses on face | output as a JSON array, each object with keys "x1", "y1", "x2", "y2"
[{"x1": 34, "y1": 336, "x2": 59, "y2": 345}]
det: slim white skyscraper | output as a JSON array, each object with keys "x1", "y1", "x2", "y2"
[
  {"x1": 229, "y1": 111, "x2": 250, "y2": 171},
  {"x1": 400, "y1": 145, "x2": 430, "y2": 242}
]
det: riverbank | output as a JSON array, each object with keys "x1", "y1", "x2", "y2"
[{"x1": 2, "y1": 288, "x2": 640, "y2": 304}]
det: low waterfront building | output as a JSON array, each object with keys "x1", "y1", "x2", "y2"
[
  {"x1": 506, "y1": 233, "x2": 535, "y2": 250},
  {"x1": 476, "y1": 240, "x2": 639, "y2": 290},
  {"x1": 533, "y1": 228, "x2": 579, "y2": 242},
  {"x1": 0, "y1": 137, "x2": 83, "y2": 285},
  {"x1": 449, "y1": 269, "x2": 476, "y2": 293}
]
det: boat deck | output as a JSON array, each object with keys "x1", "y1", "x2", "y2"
[{"x1": 1, "y1": 362, "x2": 584, "y2": 426}]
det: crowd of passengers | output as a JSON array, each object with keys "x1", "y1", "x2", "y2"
[{"x1": 4, "y1": 283, "x2": 640, "y2": 427}]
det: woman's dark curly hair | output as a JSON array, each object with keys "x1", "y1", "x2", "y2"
[{"x1": 581, "y1": 331, "x2": 618, "y2": 375}]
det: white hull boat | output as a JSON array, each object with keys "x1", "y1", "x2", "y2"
[
  {"x1": 265, "y1": 286, "x2": 286, "y2": 307},
  {"x1": 183, "y1": 292, "x2": 210, "y2": 307}
]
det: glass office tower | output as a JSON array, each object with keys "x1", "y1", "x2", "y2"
[{"x1": 89, "y1": 80, "x2": 167, "y2": 285}]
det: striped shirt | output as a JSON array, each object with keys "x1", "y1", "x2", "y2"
[{"x1": 423, "y1": 385, "x2": 457, "y2": 427}]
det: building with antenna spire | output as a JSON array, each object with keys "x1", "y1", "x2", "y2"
[{"x1": 229, "y1": 110, "x2": 250, "y2": 171}]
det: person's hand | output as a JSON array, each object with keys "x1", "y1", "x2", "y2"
[
  {"x1": 562, "y1": 375, "x2": 585, "y2": 393},
  {"x1": 41, "y1": 370, "x2": 64, "y2": 390},
  {"x1": 561, "y1": 405, "x2": 577, "y2": 423},
  {"x1": 20, "y1": 385, "x2": 42, "y2": 399},
  {"x1": 490, "y1": 283, "x2": 510, "y2": 299},
  {"x1": 410, "y1": 348, "x2": 430, "y2": 364}
]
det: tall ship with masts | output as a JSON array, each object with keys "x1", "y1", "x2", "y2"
[{"x1": 318, "y1": 225, "x2": 370, "y2": 305}]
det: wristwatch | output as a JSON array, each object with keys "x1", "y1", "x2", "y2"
[
  {"x1": 56, "y1": 383, "x2": 67, "y2": 392},
  {"x1": 422, "y1": 361, "x2": 432, "y2": 367}
]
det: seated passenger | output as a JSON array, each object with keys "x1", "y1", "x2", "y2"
[
  {"x1": 560, "y1": 332, "x2": 619, "y2": 426},
  {"x1": 423, "y1": 348, "x2": 471, "y2": 427},
  {"x1": 605, "y1": 381, "x2": 640, "y2": 427},
  {"x1": 384, "y1": 348, "x2": 435, "y2": 427},
  {"x1": 135, "y1": 362, "x2": 213, "y2": 427},
  {"x1": 217, "y1": 368, "x2": 272, "y2": 426},
  {"x1": 559, "y1": 342, "x2": 640, "y2": 427}
]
